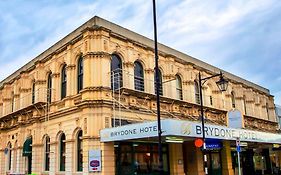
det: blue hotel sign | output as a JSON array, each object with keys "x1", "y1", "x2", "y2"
[{"x1": 205, "y1": 139, "x2": 223, "y2": 150}]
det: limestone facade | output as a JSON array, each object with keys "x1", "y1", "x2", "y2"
[{"x1": 0, "y1": 16, "x2": 277, "y2": 175}]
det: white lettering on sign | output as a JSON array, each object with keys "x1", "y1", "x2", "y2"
[{"x1": 100, "y1": 119, "x2": 281, "y2": 144}]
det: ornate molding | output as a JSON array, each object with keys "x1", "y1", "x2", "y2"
[
  {"x1": 183, "y1": 80, "x2": 194, "y2": 85},
  {"x1": 35, "y1": 80, "x2": 46, "y2": 85},
  {"x1": 244, "y1": 115, "x2": 278, "y2": 133},
  {"x1": 145, "y1": 68, "x2": 154, "y2": 74},
  {"x1": 51, "y1": 73, "x2": 60, "y2": 78},
  {"x1": 83, "y1": 51, "x2": 111, "y2": 59},
  {"x1": 66, "y1": 64, "x2": 76, "y2": 70},
  {"x1": 124, "y1": 61, "x2": 134, "y2": 67},
  {"x1": 19, "y1": 88, "x2": 31, "y2": 93}
]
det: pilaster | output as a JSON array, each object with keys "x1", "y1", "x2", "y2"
[
  {"x1": 183, "y1": 141, "x2": 204, "y2": 175},
  {"x1": 169, "y1": 143, "x2": 185, "y2": 175},
  {"x1": 221, "y1": 141, "x2": 234, "y2": 175},
  {"x1": 49, "y1": 141, "x2": 57, "y2": 175},
  {"x1": 65, "y1": 139, "x2": 74, "y2": 174},
  {"x1": 32, "y1": 144, "x2": 43, "y2": 174}
]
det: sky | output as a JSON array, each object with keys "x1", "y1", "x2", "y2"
[{"x1": 0, "y1": 0, "x2": 280, "y2": 105}]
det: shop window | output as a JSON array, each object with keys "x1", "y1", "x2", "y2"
[
  {"x1": 77, "y1": 56, "x2": 83, "y2": 93},
  {"x1": 44, "y1": 136, "x2": 50, "y2": 171},
  {"x1": 154, "y1": 69, "x2": 163, "y2": 96},
  {"x1": 61, "y1": 65, "x2": 67, "y2": 99},
  {"x1": 59, "y1": 133, "x2": 66, "y2": 171},
  {"x1": 32, "y1": 80, "x2": 35, "y2": 104},
  {"x1": 176, "y1": 75, "x2": 183, "y2": 100},
  {"x1": 111, "y1": 54, "x2": 123, "y2": 90},
  {"x1": 134, "y1": 61, "x2": 144, "y2": 91},
  {"x1": 231, "y1": 91, "x2": 236, "y2": 108},
  {"x1": 194, "y1": 81, "x2": 200, "y2": 104},
  {"x1": 47, "y1": 73, "x2": 52, "y2": 103},
  {"x1": 115, "y1": 143, "x2": 169, "y2": 175},
  {"x1": 77, "y1": 130, "x2": 83, "y2": 172}
]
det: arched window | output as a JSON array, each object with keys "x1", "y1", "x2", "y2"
[
  {"x1": 176, "y1": 75, "x2": 183, "y2": 100},
  {"x1": 47, "y1": 73, "x2": 52, "y2": 103},
  {"x1": 243, "y1": 95, "x2": 247, "y2": 115},
  {"x1": 231, "y1": 91, "x2": 235, "y2": 108},
  {"x1": 77, "y1": 56, "x2": 83, "y2": 92},
  {"x1": 59, "y1": 133, "x2": 66, "y2": 171},
  {"x1": 22, "y1": 137, "x2": 32, "y2": 174},
  {"x1": 32, "y1": 80, "x2": 35, "y2": 104},
  {"x1": 111, "y1": 54, "x2": 123, "y2": 90},
  {"x1": 76, "y1": 130, "x2": 83, "y2": 172},
  {"x1": 61, "y1": 65, "x2": 67, "y2": 99},
  {"x1": 194, "y1": 81, "x2": 200, "y2": 104},
  {"x1": 154, "y1": 69, "x2": 163, "y2": 96},
  {"x1": 134, "y1": 61, "x2": 144, "y2": 91},
  {"x1": 7, "y1": 142, "x2": 12, "y2": 171},
  {"x1": 44, "y1": 136, "x2": 50, "y2": 171}
]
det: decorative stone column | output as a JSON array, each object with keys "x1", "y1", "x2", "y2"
[
  {"x1": 65, "y1": 139, "x2": 74, "y2": 174},
  {"x1": 49, "y1": 141, "x2": 57, "y2": 175},
  {"x1": 183, "y1": 141, "x2": 204, "y2": 175},
  {"x1": 0, "y1": 149, "x2": 4, "y2": 174},
  {"x1": 123, "y1": 61, "x2": 134, "y2": 89},
  {"x1": 169, "y1": 143, "x2": 185, "y2": 175},
  {"x1": 35, "y1": 80, "x2": 47, "y2": 103},
  {"x1": 221, "y1": 141, "x2": 234, "y2": 175},
  {"x1": 32, "y1": 143, "x2": 43, "y2": 174},
  {"x1": 50, "y1": 73, "x2": 60, "y2": 112}
]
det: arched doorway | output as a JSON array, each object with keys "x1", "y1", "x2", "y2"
[{"x1": 22, "y1": 137, "x2": 32, "y2": 174}]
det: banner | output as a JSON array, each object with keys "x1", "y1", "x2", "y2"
[{"x1": 89, "y1": 149, "x2": 101, "y2": 172}]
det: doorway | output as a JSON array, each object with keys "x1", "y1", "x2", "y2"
[{"x1": 23, "y1": 137, "x2": 32, "y2": 174}]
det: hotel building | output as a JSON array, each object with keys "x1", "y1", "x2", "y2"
[{"x1": 0, "y1": 16, "x2": 280, "y2": 175}]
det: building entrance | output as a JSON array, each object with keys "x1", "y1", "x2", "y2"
[
  {"x1": 114, "y1": 142, "x2": 169, "y2": 175},
  {"x1": 23, "y1": 137, "x2": 32, "y2": 174},
  {"x1": 206, "y1": 151, "x2": 222, "y2": 175}
]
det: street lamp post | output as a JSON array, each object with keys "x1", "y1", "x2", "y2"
[
  {"x1": 152, "y1": 0, "x2": 164, "y2": 174},
  {"x1": 199, "y1": 71, "x2": 228, "y2": 175}
]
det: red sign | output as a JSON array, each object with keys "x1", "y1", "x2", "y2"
[
  {"x1": 194, "y1": 138, "x2": 204, "y2": 148},
  {"x1": 90, "y1": 160, "x2": 100, "y2": 167}
]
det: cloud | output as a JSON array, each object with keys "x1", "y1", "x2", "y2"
[{"x1": 0, "y1": 0, "x2": 280, "y2": 105}]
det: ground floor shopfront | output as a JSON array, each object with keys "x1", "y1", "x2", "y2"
[
  {"x1": 2, "y1": 119, "x2": 281, "y2": 175},
  {"x1": 100, "y1": 119, "x2": 281, "y2": 175},
  {"x1": 112, "y1": 140, "x2": 281, "y2": 175}
]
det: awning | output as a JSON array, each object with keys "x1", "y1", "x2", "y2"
[
  {"x1": 100, "y1": 119, "x2": 281, "y2": 144},
  {"x1": 22, "y1": 137, "x2": 32, "y2": 157}
]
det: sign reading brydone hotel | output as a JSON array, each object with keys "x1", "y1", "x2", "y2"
[{"x1": 100, "y1": 119, "x2": 281, "y2": 144}]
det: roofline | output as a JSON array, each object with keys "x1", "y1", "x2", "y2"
[{"x1": 0, "y1": 16, "x2": 270, "y2": 95}]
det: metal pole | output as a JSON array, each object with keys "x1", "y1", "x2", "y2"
[
  {"x1": 237, "y1": 150, "x2": 241, "y2": 175},
  {"x1": 199, "y1": 72, "x2": 208, "y2": 174},
  {"x1": 152, "y1": 0, "x2": 163, "y2": 173}
]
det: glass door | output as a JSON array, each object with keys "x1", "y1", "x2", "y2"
[{"x1": 207, "y1": 152, "x2": 222, "y2": 175}]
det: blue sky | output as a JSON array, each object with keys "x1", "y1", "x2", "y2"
[{"x1": 0, "y1": 0, "x2": 280, "y2": 105}]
